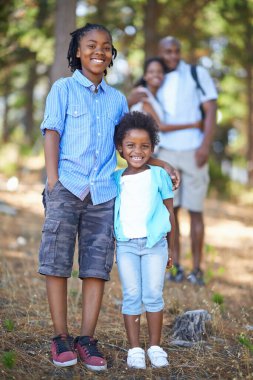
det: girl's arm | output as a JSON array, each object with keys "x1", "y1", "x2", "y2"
[
  {"x1": 44, "y1": 130, "x2": 60, "y2": 191},
  {"x1": 142, "y1": 98, "x2": 203, "y2": 132},
  {"x1": 163, "y1": 198, "x2": 175, "y2": 267},
  {"x1": 142, "y1": 100, "x2": 161, "y2": 125},
  {"x1": 159, "y1": 120, "x2": 203, "y2": 132}
]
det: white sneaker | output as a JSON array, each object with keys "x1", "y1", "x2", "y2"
[
  {"x1": 147, "y1": 345, "x2": 169, "y2": 368},
  {"x1": 127, "y1": 347, "x2": 146, "y2": 369}
]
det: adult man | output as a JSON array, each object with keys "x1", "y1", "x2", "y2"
[
  {"x1": 128, "y1": 36, "x2": 217, "y2": 285},
  {"x1": 157, "y1": 36, "x2": 217, "y2": 285}
]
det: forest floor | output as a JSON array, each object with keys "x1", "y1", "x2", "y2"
[{"x1": 0, "y1": 166, "x2": 253, "y2": 380}]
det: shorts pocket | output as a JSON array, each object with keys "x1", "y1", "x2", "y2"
[
  {"x1": 46, "y1": 180, "x2": 60, "y2": 198},
  {"x1": 104, "y1": 226, "x2": 115, "y2": 273},
  {"x1": 39, "y1": 219, "x2": 60, "y2": 264},
  {"x1": 42, "y1": 189, "x2": 46, "y2": 210}
]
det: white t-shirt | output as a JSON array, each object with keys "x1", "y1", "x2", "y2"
[
  {"x1": 157, "y1": 60, "x2": 218, "y2": 151},
  {"x1": 119, "y1": 170, "x2": 151, "y2": 239}
]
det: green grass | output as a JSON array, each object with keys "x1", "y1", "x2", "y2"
[
  {"x1": 2, "y1": 351, "x2": 16, "y2": 369},
  {"x1": 238, "y1": 334, "x2": 253, "y2": 353},
  {"x1": 3, "y1": 319, "x2": 15, "y2": 332},
  {"x1": 212, "y1": 293, "x2": 224, "y2": 305}
]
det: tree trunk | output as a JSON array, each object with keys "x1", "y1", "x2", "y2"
[
  {"x1": 50, "y1": 0, "x2": 77, "y2": 84},
  {"x1": 143, "y1": 0, "x2": 161, "y2": 58},
  {"x1": 245, "y1": 12, "x2": 253, "y2": 185},
  {"x1": 2, "y1": 80, "x2": 10, "y2": 143},
  {"x1": 23, "y1": 61, "x2": 37, "y2": 142},
  {"x1": 246, "y1": 64, "x2": 253, "y2": 185}
]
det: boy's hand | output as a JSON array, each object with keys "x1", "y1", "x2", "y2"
[
  {"x1": 48, "y1": 177, "x2": 59, "y2": 192},
  {"x1": 165, "y1": 166, "x2": 180, "y2": 191}
]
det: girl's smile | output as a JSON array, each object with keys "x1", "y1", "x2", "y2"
[
  {"x1": 76, "y1": 30, "x2": 113, "y2": 84},
  {"x1": 119, "y1": 129, "x2": 154, "y2": 174},
  {"x1": 144, "y1": 61, "x2": 165, "y2": 91}
]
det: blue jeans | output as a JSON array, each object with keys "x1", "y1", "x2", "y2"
[{"x1": 116, "y1": 237, "x2": 168, "y2": 315}]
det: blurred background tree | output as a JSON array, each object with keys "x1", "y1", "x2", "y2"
[{"x1": 0, "y1": 0, "x2": 252, "y2": 190}]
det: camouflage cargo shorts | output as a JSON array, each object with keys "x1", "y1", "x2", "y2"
[{"x1": 38, "y1": 180, "x2": 115, "y2": 280}]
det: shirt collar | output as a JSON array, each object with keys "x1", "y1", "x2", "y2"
[
  {"x1": 73, "y1": 70, "x2": 107, "y2": 92},
  {"x1": 176, "y1": 60, "x2": 186, "y2": 73},
  {"x1": 167, "y1": 60, "x2": 185, "y2": 74}
]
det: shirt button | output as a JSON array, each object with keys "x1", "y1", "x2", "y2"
[
  {"x1": 97, "y1": 116, "x2": 100, "y2": 119},
  {"x1": 97, "y1": 132, "x2": 101, "y2": 136},
  {"x1": 95, "y1": 100, "x2": 98, "y2": 103},
  {"x1": 91, "y1": 182, "x2": 94, "y2": 185},
  {"x1": 94, "y1": 168, "x2": 97, "y2": 171},
  {"x1": 96, "y1": 150, "x2": 99, "y2": 154},
  {"x1": 74, "y1": 111, "x2": 77, "y2": 116}
]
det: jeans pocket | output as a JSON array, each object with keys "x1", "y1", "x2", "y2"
[{"x1": 39, "y1": 218, "x2": 60, "y2": 264}]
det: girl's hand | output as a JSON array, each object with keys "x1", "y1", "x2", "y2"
[
  {"x1": 127, "y1": 86, "x2": 148, "y2": 107},
  {"x1": 166, "y1": 257, "x2": 173, "y2": 269}
]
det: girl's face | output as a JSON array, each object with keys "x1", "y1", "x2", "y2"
[
  {"x1": 143, "y1": 61, "x2": 165, "y2": 89},
  {"x1": 118, "y1": 129, "x2": 153, "y2": 174},
  {"x1": 76, "y1": 30, "x2": 113, "y2": 84}
]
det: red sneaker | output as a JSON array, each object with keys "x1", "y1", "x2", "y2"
[
  {"x1": 51, "y1": 334, "x2": 77, "y2": 367},
  {"x1": 74, "y1": 336, "x2": 107, "y2": 371}
]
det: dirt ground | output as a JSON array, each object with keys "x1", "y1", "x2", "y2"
[{"x1": 0, "y1": 171, "x2": 253, "y2": 380}]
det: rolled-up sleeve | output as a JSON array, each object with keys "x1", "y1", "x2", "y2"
[
  {"x1": 40, "y1": 82, "x2": 68, "y2": 137},
  {"x1": 197, "y1": 67, "x2": 218, "y2": 103}
]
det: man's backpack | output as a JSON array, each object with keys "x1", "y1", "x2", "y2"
[{"x1": 190, "y1": 65, "x2": 206, "y2": 119}]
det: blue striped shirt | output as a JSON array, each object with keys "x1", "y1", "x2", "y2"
[{"x1": 41, "y1": 70, "x2": 129, "y2": 205}]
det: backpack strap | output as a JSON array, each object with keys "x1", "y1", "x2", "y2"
[{"x1": 190, "y1": 65, "x2": 206, "y2": 96}]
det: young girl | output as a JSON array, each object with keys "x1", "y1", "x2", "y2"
[
  {"x1": 130, "y1": 57, "x2": 167, "y2": 123},
  {"x1": 39, "y1": 23, "x2": 179, "y2": 371},
  {"x1": 113, "y1": 111, "x2": 175, "y2": 369}
]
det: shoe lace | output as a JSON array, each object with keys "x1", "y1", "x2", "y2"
[
  {"x1": 54, "y1": 335, "x2": 74, "y2": 354},
  {"x1": 78, "y1": 337, "x2": 104, "y2": 358}
]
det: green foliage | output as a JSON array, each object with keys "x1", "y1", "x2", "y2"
[
  {"x1": 212, "y1": 293, "x2": 224, "y2": 305},
  {"x1": 169, "y1": 265, "x2": 178, "y2": 277},
  {"x1": 3, "y1": 319, "x2": 15, "y2": 332},
  {"x1": 71, "y1": 270, "x2": 79, "y2": 278},
  {"x1": 0, "y1": 0, "x2": 252, "y2": 184},
  {"x1": 204, "y1": 244, "x2": 225, "y2": 283},
  {"x1": 208, "y1": 157, "x2": 231, "y2": 198},
  {"x1": 238, "y1": 334, "x2": 253, "y2": 353},
  {"x1": 69, "y1": 289, "x2": 78, "y2": 298},
  {"x1": 2, "y1": 351, "x2": 16, "y2": 369}
]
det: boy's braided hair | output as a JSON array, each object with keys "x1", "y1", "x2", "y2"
[{"x1": 67, "y1": 23, "x2": 117, "y2": 75}]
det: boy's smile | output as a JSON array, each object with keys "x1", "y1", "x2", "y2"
[
  {"x1": 119, "y1": 129, "x2": 153, "y2": 174},
  {"x1": 76, "y1": 30, "x2": 113, "y2": 84}
]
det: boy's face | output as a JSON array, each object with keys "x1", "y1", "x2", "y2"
[
  {"x1": 159, "y1": 41, "x2": 181, "y2": 70},
  {"x1": 76, "y1": 30, "x2": 112, "y2": 84},
  {"x1": 118, "y1": 129, "x2": 153, "y2": 174}
]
